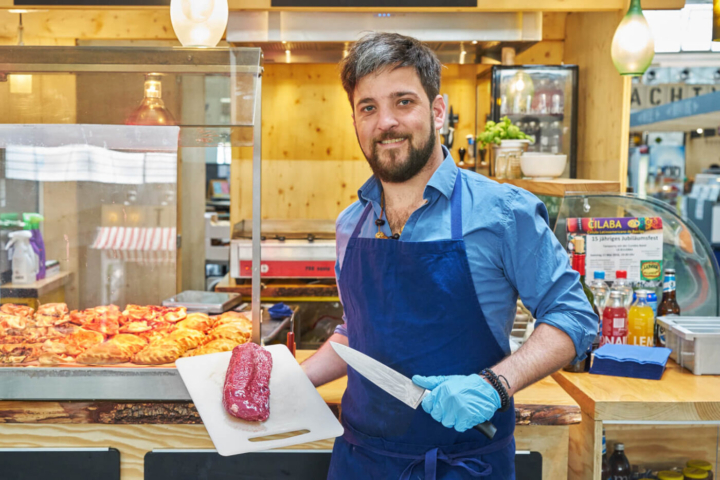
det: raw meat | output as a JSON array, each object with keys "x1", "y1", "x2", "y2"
[{"x1": 222, "y1": 343, "x2": 272, "y2": 422}]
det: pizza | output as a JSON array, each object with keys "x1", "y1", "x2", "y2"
[
  {"x1": 35, "y1": 303, "x2": 70, "y2": 327},
  {"x1": 0, "y1": 343, "x2": 40, "y2": 364},
  {"x1": 0, "y1": 304, "x2": 34, "y2": 318}
]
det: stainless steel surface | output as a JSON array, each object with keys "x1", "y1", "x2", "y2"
[
  {"x1": 232, "y1": 219, "x2": 336, "y2": 240},
  {"x1": 162, "y1": 290, "x2": 242, "y2": 314},
  {"x1": 330, "y1": 342, "x2": 426, "y2": 409},
  {"x1": 0, "y1": 368, "x2": 191, "y2": 401},
  {"x1": 0, "y1": 46, "x2": 262, "y2": 74},
  {"x1": 251, "y1": 69, "x2": 263, "y2": 346}
]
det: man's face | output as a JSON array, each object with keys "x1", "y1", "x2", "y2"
[{"x1": 352, "y1": 67, "x2": 445, "y2": 183}]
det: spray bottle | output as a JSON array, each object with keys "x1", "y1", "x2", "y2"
[
  {"x1": 7, "y1": 230, "x2": 38, "y2": 284},
  {"x1": 22, "y1": 213, "x2": 45, "y2": 280}
]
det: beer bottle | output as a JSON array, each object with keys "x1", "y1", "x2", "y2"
[
  {"x1": 602, "y1": 428, "x2": 611, "y2": 480},
  {"x1": 656, "y1": 269, "x2": 680, "y2": 347},
  {"x1": 609, "y1": 443, "x2": 631, "y2": 480}
]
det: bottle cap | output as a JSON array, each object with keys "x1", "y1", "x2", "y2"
[
  {"x1": 614, "y1": 443, "x2": 624, "y2": 451},
  {"x1": 682, "y1": 467, "x2": 709, "y2": 479},
  {"x1": 657, "y1": 472, "x2": 684, "y2": 480},
  {"x1": 616, "y1": 270, "x2": 627, "y2": 279},
  {"x1": 686, "y1": 461, "x2": 712, "y2": 471},
  {"x1": 594, "y1": 271, "x2": 605, "y2": 280},
  {"x1": 665, "y1": 268, "x2": 676, "y2": 275}
]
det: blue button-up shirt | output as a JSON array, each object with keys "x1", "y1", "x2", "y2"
[{"x1": 334, "y1": 147, "x2": 598, "y2": 362}]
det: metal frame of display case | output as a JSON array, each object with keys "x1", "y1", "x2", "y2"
[{"x1": 0, "y1": 46, "x2": 265, "y2": 400}]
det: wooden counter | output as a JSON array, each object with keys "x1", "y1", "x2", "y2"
[
  {"x1": 489, "y1": 178, "x2": 621, "y2": 197},
  {"x1": 552, "y1": 361, "x2": 720, "y2": 480},
  {"x1": 0, "y1": 350, "x2": 580, "y2": 480}
]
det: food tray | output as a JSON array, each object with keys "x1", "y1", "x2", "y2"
[{"x1": 656, "y1": 316, "x2": 720, "y2": 375}]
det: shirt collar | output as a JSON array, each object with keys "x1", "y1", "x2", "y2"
[{"x1": 358, "y1": 145, "x2": 458, "y2": 205}]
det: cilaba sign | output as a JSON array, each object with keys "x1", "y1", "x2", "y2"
[{"x1": 631, "y1": 83, "x2": 718, "y2": 111}]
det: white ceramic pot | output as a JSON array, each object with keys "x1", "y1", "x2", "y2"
[{"x1": 520, "y1": 153, "x2": 568, "y2": 179}]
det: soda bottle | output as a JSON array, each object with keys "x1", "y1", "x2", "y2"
[
  {"x1": 602, "y1": 291, "x2": 628, "y2": 346},
  {"x1": 646, "y1": 291, "x2": 658, "y2": 317},
  {"x1": 609, "y1": 443, "x2": 631, "y2": 480},
  {"x1": 628, "y1": 290, "x2": 655, "y2": 347},
  {"x1": 602, "y1": 428, "x2": 611, "y2": 480},
  {"x1": 656, "y1": 269, "x2": 680, "y2": 347},
  {"x1": 588, "y1": 270, "x2": 609, "y2": 314},
  {"x1": 613, "y1": 270, "x2": 634, "y2": 309}
]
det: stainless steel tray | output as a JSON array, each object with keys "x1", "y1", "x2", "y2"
[{"x1": 0, "y1": 367, "x2": 191, "y2": 401}]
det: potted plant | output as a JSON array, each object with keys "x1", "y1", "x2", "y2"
[{"x1": 477, "y1": 117, "x2": 532, "y2": 177}]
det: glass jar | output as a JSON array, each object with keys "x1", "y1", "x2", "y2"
[
  {"x1": 658, "y1": 472, "x2": 684, "y2": 480},
  {"x1": 506, "y1": 152, "x2": 522, "y2": 180},
  {"x1": 687, "y1": 461, "x2": 713, "y2": 480},
  {"x1": 495, "y1": 152, "x2": 509, "y2": 179},
  {"x1": 683, "y1": 467, "x2": 709, "y2": 480}
]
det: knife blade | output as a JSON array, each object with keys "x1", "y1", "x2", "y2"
[{"x1": 330, "y1": 342, "x2": 496, "y2": 440}]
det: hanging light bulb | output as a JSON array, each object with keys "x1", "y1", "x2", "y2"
[
  {"x1": 611, "y1": 0, "x2": 655, "y2": 76},
  {"x1": 713, "y1": 0, "x2": 720, "y2": 42},
  {"x1": 170, "y1": 0, "x2": 228, "y2": 48},
  {"x1": 125, "y1": 74, "x2": 176, "y2": 126}
]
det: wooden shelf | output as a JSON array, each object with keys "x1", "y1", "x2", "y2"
[
  {"x1": 489, "y1": 177, "x2": 621, "y2": 197},
  {"x1": 0, "y1": 271, "x2": 73, "y2": 298},
  {"x1": 552, "y1": 360, "x2": 720, "y2": 422}
]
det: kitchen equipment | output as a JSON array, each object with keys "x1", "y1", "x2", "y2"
[
  {"x1": 330, "y1": 342, "x2": 496, "y2": 439},
  {"x1": 162, "y1": 290, "x2": 242, "y2": 314},
  {"x1": 656, "y1": 316, "x2": 720, "y2": 375},
  {"x1": 520, "y1": 153, "x2": 568, "y2": 179},
  {"x1": 175, "y1": 345, "x2": 343, "y2": 456},
  {"x1": 230, "y1": 219, "x2": 336, "y2": 279}
]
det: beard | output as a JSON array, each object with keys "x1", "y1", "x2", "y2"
[{"x1": 360, "y1": 117, "x2": 436, "y2": 184}]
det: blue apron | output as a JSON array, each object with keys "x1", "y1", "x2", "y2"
[{"x1": 329, "y1": 173, "x2": 516, "y2": 480}]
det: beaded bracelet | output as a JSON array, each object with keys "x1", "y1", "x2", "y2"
[{"x1": 480, "y1": 368, "x2": 511, "y2": 412}]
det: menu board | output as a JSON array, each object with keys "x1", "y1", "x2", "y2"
[{"x1": 567, "y1": 217, "x2": 663, "y2": 283}]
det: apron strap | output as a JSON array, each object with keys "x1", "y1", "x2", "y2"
[
  {"x1": 450, "y1": 170, "x2": 463, "y2": 241},
  {"x1": 350, "y1": 202, "x2": 373, "y2": 240}
]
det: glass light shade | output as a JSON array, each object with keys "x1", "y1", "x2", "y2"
[
  {"x1": 170, "y1": 0, "x2": 228, "y2": 48},
  {"x1": 611, "y1": 0, "x2": 655, "y2": 76},
  {"x1": 125, "y1": 75, "x2": 176, "y2": 126},
  {"x1": 713, "y1": 0, "x2": 720, "y2": 42}
]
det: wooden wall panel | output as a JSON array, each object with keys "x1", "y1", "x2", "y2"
[
  {"x1": 515, "y1": 425, "x2": 570, "y2": 480},
  {"x1": 564, "y1": 11, "x2": 631, "y2": 188},
  {"x1": 685, "y1": 135, "x2": 720, "y2": 180},
  {"x1": 231, "y1": 62, "x2": 477, "y2": 223}
]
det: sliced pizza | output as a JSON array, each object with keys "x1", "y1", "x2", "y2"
[{"x1": 0, "y1": 304, "x2": 34, "y2": 318}]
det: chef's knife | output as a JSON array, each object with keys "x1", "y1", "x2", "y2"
[{"x1": 330, "y1": 342, "x2": 497, "y2": 440}]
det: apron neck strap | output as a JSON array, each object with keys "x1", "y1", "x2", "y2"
[
  {"x1": 450, "y1": 171, "x2": 463, "y2": 240},
  {"x1": 350, "y1": 170, "x2": 463, "y2": 241}
]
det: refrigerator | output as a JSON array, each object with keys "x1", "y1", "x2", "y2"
[{"x1": 487, "y1": 65, "x2": 579, "y2": 178}]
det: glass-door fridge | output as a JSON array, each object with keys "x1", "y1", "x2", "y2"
[{"x1": 487, "y1": 65, "x2": 579, "y2": 178}]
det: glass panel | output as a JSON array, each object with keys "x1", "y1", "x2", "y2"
[
  {"x1": 555, "y1": 193, "x2": 720, "y2": 316},
  {"x1": 495, "y1": 66, "x2": 576, "y2": 178},
  {"x1": 0, "y1": 124, "x2": 179, "y2": 310}
]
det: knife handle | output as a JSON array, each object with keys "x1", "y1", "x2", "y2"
[{"x1": 474, "y1": 420, "x2": 497, "y2": 439}]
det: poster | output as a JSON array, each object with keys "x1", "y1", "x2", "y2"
[{"x1": 567, "y1": 217, "x2": 663, "y2": 283}]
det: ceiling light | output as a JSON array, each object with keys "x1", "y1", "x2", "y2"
[
  {"x1": 697, "y1": 128, "x2": 704, "y2": 134},
  {"x1": 611, "y1": 0, "x2": 655, "y2": 76},
  {"x1": 472, "y1": 40, "x2": 478, "y2": 45},
  {"x1": 170, "y1": 0, "x2": 228, "y2": 48}
]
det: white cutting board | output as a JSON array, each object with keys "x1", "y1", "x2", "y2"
[{"x1": 176, "y1": 344, "x2": 344, "y2": 456}]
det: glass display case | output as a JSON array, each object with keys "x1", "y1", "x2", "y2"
[
  {"x1": 477, "y1": 65, "x2": 579, "y2": 178},
  {"x1": 0, "y1": 47, "x2": 266, "y2": 387},
  {"x1": 555, "y1": 193, "x2": 720, "y2": 316}
]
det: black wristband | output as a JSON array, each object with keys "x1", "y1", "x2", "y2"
[{"x1": 480, "y1": 368, "x2": 511, "y2": 412}]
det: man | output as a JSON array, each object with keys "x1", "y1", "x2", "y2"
[{"x1": 301, "y1": 32, "x2": 598, "y2": 479}]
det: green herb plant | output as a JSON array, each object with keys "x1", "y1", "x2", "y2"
[{"x1": 477, "y1": 116, "x2": 532, "y2": 150}]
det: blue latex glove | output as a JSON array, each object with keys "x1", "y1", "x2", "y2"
[
  {"x1": 268, "y1": 302, "x2": 293, "y2": 320},
  {"x1": 412, "y1": 374, "x2": 501, "y2": 433}
]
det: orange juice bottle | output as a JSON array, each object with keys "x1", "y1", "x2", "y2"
[{"x1": 628, "y1": 290, "x2": 655, "y2": 347}]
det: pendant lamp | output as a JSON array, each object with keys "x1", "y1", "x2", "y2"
[
  {"x1": 611, "y1": 0, "x2": 655, "y2": 76},
  {"x1": 170, "y1": 0, "x2": 228, "y2": 48},
  {"x1": 713, "y1": 0, "x2": 720, "y2": 42}
]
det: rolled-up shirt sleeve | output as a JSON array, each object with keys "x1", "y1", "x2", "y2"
[
  {"x1": 500, "y1": 187, "x2": 598, "y2": 362},
  {"x1": 333, "y1": 207, "x2": 355, "y2": 337}
]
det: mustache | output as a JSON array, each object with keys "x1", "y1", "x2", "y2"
[{"x1": 374, "y1": 132, "x2": 412, "y2": 144}]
